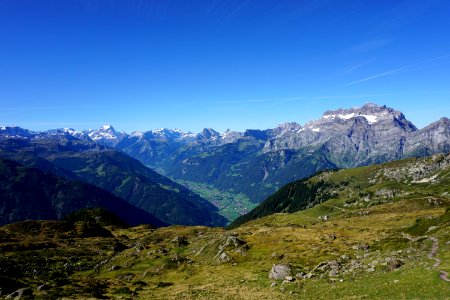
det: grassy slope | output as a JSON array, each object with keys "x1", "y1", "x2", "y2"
[{"x1": 1, "y1": 154, "x2": 449, "y2": 299}]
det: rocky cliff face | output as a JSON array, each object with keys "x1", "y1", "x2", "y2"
[
  {"x1": 262, "y1": 103, "x2": 421, "y2": 167},
  {"x1": 404, "y1": 117, "x2": 450, "y2": 157}
]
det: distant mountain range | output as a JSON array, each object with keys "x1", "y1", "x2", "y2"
[
  {"x1": 0, "y1": 135, "x2": 227, "y2": 226},
  {"x1": 1, "y1": 103, "x2": 449, "y2": 220}
]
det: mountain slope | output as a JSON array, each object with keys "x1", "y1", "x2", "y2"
[
  {"x1": 0, "y1": 159, "x2": 166, "y2": 227},
  {"x1": 0, "y1": 137, "x2": 227, "y2": 226},
  {"x1": 1, "y1": 154, "x2": 448, "y2": 299},
  {"x1": 231, "y1": 152, "x2": 450, "y2": 227}
]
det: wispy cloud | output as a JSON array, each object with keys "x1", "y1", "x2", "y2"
[
  {"x1": 342, "y1": 59, "x2": 375, "y2": 75},
  {"x1": 185, "y1": 91, "x2": 450, "y2": 110},
  {"x1": 343, "y1": 54, "x2": 450, "y2": 87},
  {"x1": 345, "y1": 39, "x2": 392, "y2": 54}
]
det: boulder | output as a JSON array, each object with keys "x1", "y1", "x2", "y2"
[
  {"x1": 269, "y1": 264, "x2": 291, "y2": 280},
  {"x1": 219, "y1": 252, "x2": 231, "y2": 263}
]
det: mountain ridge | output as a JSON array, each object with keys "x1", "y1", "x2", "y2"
[
  {"x1": 0, "y1": 158, "x2": 167, "y2": 227},
  {"x1": 2, "y1": 103, "x2": 449, "y2": 217}
]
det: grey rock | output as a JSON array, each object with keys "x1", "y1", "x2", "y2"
[
  {"x1": 386, "y1": 257, "x2": 403, "y2": 270},
  {"x1": 109, "y1": 265, "x2": 121, "y2": 271},
  {"x1": 327, "y1": 260, "x2": 341, "y2": 270},
  {"x1": 37, "y1": 284, "x2": 50, "y2": 291},
  {"x1": 284, "y1": 276, "x2": 294, "y2": 281},
  {"x1": 172, "y1": 236, "x2": 189, "y2": 247},
  {"x1": 340, "y1": 254, "x2": 350, "y2": 261},
  {"x1": 219, "y1": 252, "x2": 231, "y2": 263},
  {"x1": 352, "y1": 244, "x2": 369, "y2": 251},
  {"x1": 269, "y1": 264, "x2": 291, "y2": 280},
  {"x1": 6, "y1": 287, "x2": 32, "y2": 299},
  {"x1": 329, "y1": 269, "x2": 338, "y2": 277}
]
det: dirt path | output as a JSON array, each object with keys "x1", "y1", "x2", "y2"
[
  {"x1": 401, "y1": 233, "x2": 449, "y2": 282},
  {"x1": 427, "y1": 236, "x2": 440, "y2": 267}
]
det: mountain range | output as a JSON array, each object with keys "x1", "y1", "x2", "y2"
[
  {"x1": 82, "y1": 104, "x2": 450, "y2": 204},
  {"x1": 1, "y1": 103, "x2": 449, "y2": 222},
  {"x1": 0, "y1": 135, "x2": 226, "y2": 227}
]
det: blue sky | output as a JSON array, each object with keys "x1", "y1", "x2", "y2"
[{"x1": 1, "y1": 0, "x2": 450, "y2": 133}]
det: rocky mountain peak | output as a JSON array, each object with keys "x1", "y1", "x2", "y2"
[
  {"x1": 199, "y1": 128, "x2": 220, "y2": 139},
  {"x1": 0, "y1": 126, "x2": 34, "y2": 139},
  {"x1": 86, "y1": 125, "x2": 125, "y2": 147},
  {"x1": 322, "y1": 103, "x2": 395, "y2": 124},
  {"x1": 311, "y1": 103, "x2": 417, "y2": 133}
]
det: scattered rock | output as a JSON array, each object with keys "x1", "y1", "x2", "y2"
[
  {"x1": 284, "y1": 276, "x2": 294, "y2": 281},
  {"x1": 269, "y1": 264, "x2": 291, "y2": 280},
  {"x1": 133, "y1": 243, "x2": 145, "y2": 253},
  {"x1": 375, "y1": 189, "x2": 396, "y2": 198},
  {"x1": 109, "y1": 265, "x2": 121, "y2": 271},
  {"x1": 328, "y1": 234, "x2": 337, "y2": 240},
  {"x1": 329, "y1": 269, "x2": 338, "y2": 277},
  {"x1": 271, "y1": 282, "x2": 277, "y2": 287},
  {"x1": 219, "y1": 252, "x2": 231, "y2": 263},
  {"x1": 319, "y1": 215, "x2": 329, "y2": 221},
  {"x1": 352, "y1": 244, "x2": 369, "y2": 251},
  {"x1": 172, "y1": 236, "x2": 189, "y2": 247},
  {"x1": 37, "y1": 284, "x2": 51, "y2": 291},
  {"x1": 386, "y1": 258, "x2": 403, "y2": 270},
  {"x1": 6, "y1": 287, "x2": 32, "y2": 299},
  {"x1": 314, "y1": 261, "x2": 328, "y2": 271},
  {"x1": 328, "y1": 260, "x2": 341, "y2": 270},
  {"x1": 340, "y1": 254, "x2": 350, "y2": 261},
  {"x1": 427, "y1": 226, "x2": 438, "y2": 232},
  {"x1": 271, "y1": 252, "x2": 284, "y2": 259}
]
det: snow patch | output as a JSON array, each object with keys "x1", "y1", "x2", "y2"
[
  {"x1": 323, "y1": 113, "x2": 379, "y2": 124},
  {"x1": 360, "y1": 114, "x2": 378, "y2": 124}
]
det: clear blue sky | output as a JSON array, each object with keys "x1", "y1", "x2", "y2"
[{"x1": 1, "y1": 0, "x2": 449, "y2": 133}]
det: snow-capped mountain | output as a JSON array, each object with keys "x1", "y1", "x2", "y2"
[
  {"x1": 85, "y1": 125, "x2": 126, "y2": 147},
  {"x1": 262, "y1": 103, "x2": 419, "y2": 165},
  {"x1": 0, "y1": 126, "x2": 34, "y2": 139}
]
